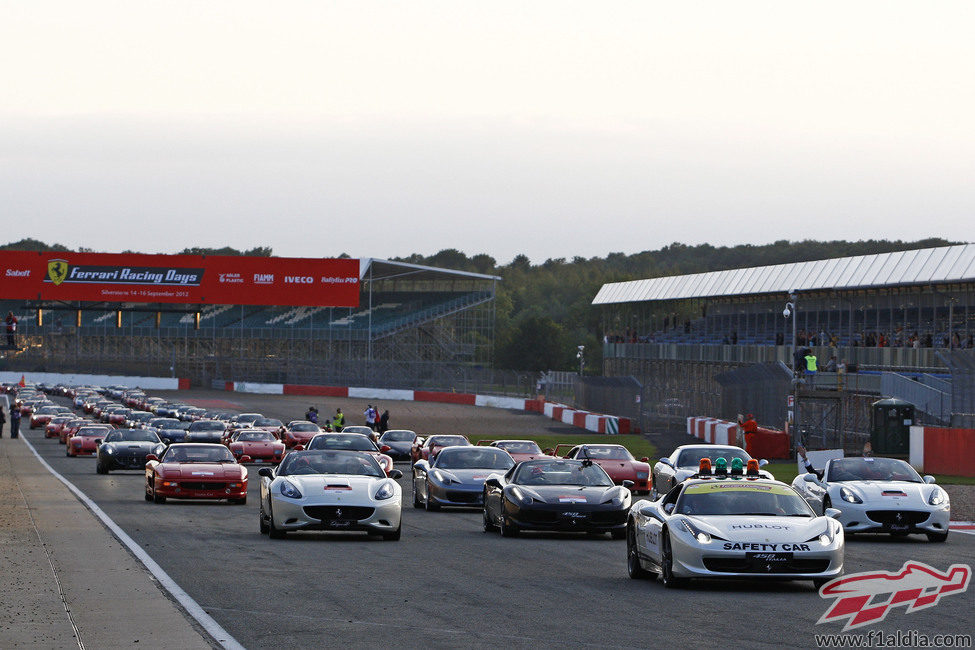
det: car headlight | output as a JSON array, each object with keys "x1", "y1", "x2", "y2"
[
  {"x1": 819, "y1": 533, "x2": 831, "y2": 545},
  {"x1": 840, "y1": 487, "x2": 862, "y2": 504},
  {"x1": 104, "y1": 447, "x2": 114, "y2": 454},
  {"x1": 279, "y1": 480, "x2": 302, "y2": 499},
  {"x1": 375, "y1": 482, "x2": 395, "y2": 500},
  {"x1": 679, "y1": 518, "x2": 714, "y2": 543},
  {"x1": 508, "y1": 486, "x2": 534, "y2": 506},
  {"x1": 431, "y1": 470, "x2": 454, "y2": 484},
  {"x1": 928, "y1": 487, "x2": 948, "y2": 506}
]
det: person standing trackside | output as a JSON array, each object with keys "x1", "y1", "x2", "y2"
[
  {"x1": 333, "y1": 408, "x2": 345, "y2": 430},
  {"x1": 378, "y1": 409, "x2": 389, "y2": 434},
  {"x1": 364, "y1": 405, "x2": 377, "y2": 431},
  {"x1": 10, "y1": 405, "x2": 20, "y2": 438},
  {"x1": 5, "y1": 311, "x2": 17, "y2": 348},
  {"x1": 0, "y1": 405, "x2": 5, "y2": 437}
]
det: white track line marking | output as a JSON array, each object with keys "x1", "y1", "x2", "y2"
[{"x1": 19, "y1": 435, "x2": 245, "y2": 650}]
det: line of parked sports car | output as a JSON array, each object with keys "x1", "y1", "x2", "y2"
[{"x1": 5, "y1": 381, "x2": 953, "y2": 589}]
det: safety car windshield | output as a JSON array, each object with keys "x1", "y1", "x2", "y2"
[
  {"x1": 676, "y1": 483, "x2": 814, "y2": 517},
  {"x1": 676, "y1": 448, "x2": 751, "y2": 468}
]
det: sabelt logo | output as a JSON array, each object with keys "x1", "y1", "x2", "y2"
[
  {"x1": 5, "y1": 269, "x2": 30, "y2": 278},
  {"x1": 219, "y1": 273, "x2": 244, "y2": 284},
  {"x1": 253, "y1": 274, "x2": 274, "y2": 284},
  {"x1": 285, "y1": 276, "x2": 313, "y2": 284}
]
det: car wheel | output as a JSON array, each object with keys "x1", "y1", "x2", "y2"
[
  {"x1": 627, "y1": 524, "x2": 651, "y2": 579},
  {"x1": 813, "y1": 578, "x2": 831, "y2": 590},
  {"x1": 268, "y1": 509, "x2": 287, "y2": 539},
  {"x1": 483, "y1": 503, "x2": 497, "y2": 532},
  {"x1": 412, "y1": 482, "x2": 423, "y2": 509},
  {"x1": 66, "y1": 447, "x2": 72, "y2": 457},
  {"x1": 259, "y1": 508, "x2": 269, "y2": 535},
  {"x1": 152, "y1": 484, "x2": 166, "y2": 504},
  {"x1": 424, "y1": 484, "x2": 440, "y2": 511},
  {"x1": 382, "y1": 522, "x2": 402, "y2": 541},
  {"x1": 660, "y1": 529, "x2": 687, "y2": 588},
  {"x1": 499, "y1": 511, "x2": 519, "y2": 538},
  {"x1": 926, "y1": 531, "x2": 949, "y2": 543},
  {"x1": 96, "y1": 461, "x2": 108, "y2": 475},
  {"x1": 144, "y1": 485, "x2": 153, "y2": 502}
]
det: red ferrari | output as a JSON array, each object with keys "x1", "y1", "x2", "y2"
[
  {"x1": 145, "y1": 443, "x2": 249, "y2": 504},
  {"x1": 227, "y1": 429, "x2": 286, "y2": 464},
  {"x1": 410, "y1": 434, "x2": 471, "y2": 464},
  {"x1": 279, "y1": 420, "x2": 322, "y2": 449},
  {"x1": 486, "y1": 439, "x2": 552, "y2": 463},
  {"x1": 67, "y1": 425, "x2": 115, "y2": 457},
  {"x1": 60, "y1": 419, "x2": 87, "y2": 444},
  {"x1": 554, "y1": 443, "x2": 651, "y2": 495},
  {"x1": 45, "y1": 415, "x2": 75, "y2": 439}
]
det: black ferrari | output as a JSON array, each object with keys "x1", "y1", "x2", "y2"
[
  {"x1": 483, "y1": 458, "x2": 632, "y2": 538},
  {"x1": 96, "y1": 428, "x2": 166, "y2": 474}
]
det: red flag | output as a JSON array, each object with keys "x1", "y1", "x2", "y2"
[{"x1": 18, "y1": 375, "x2": 26, "y2": 387}]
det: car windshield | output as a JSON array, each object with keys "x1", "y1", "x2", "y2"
[
  {"x1": 429, "y1": 436, "x2": 469, "y2": 447},
  {"x1": 109, "y1": 431, "x2": 161, "y2": 443},
  {"x1": 578, "y1": 445, "x2": 633, "y2": 461},
  {"x1": 381, "y1": 430, "x2": 415, "y2": 442},
  {"x1": 290, "y1": 423, "x2": 320, "y2": 432},
  {"x1": 496, "y1": 441, "x2": 541, "y2": 454},
  {"x1": 826, "y1": 457, "x2": 922, "y2": 483},
  {"x1": 78, "y1": 427, "x2": 112, "y2": 437},
  {"x1": 676, "y1": 447, "x2": 751, "y2": 468},
  {"x1": 236, "y1": 414, "x2": 262, "y2": 423},
  {"x1": 676, "y1": 483, "x2": 815, "y2": 517},
  {"x1": 38, "y1": 406, "x2": 63, "y2": 414},
  {"x1": 237, "y1": 431, "x2": 275, "y2": 442},
  {"x1": 188, "y1": 421, "x2": 225, "y2": 432},
  {"x1": 254, "y1": 418, "x2": 282, "y2": 427},
  {"x1": 308, "y1": 435, "x2": 377, "y2": 452},
  {"x1": 342, "y1": 426, "x2": 373, "y2": 435},
  {"x1": 436, "y1": 449, "x2": 515, "y2": 470},
  {"x1": 163, "y1": 445, "x2": 236, "y2": 463},
  {"x1": 278, "y1": 451, "x2": 384, "y2": 477},
  {"x1": 513, "y1": 460, "x2": 613, "y2": 487}
]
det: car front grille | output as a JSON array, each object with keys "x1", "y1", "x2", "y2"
[
  {"x1": 866, "y1": 510, "x2": 929, "y2": 526},
  {"x1": 445, "y1": 490, "x2": 481, "y2": 504},
  {"x1": 304, "y1": 506, "x2": 375, "y2": 521},
  {"x1": 703, "y1": 557, "x2": 831, "y2": 574},
  {"x1": 180, "y1": 482, "x2": 226, "y2": 490}
]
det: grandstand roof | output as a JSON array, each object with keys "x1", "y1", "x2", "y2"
[
  {"x1": 592, "y1": 244, "x2": 975, "y2": 305},
  {"x1": 361, "y1": 258, "x2": 501, "y2": 282}
]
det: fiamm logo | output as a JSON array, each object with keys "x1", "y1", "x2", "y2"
[{"x1": 253, "y1": 274, "x2": 274, "y2": 284}]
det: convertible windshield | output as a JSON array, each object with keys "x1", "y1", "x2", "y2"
[
  {"x1": 290, "y1": 422, "x2": 320, "y2": 432},
  {"x1": 513, "y1": 460, "x2": 613, "y2": 487},
  {"x1": 308, "y1": 434, "x2": 377, "y2": 452},
  {"x1": 826, "y1": 457, "x2": 922, "y2": 483},
  {"x1": 278, "y1": 451, "x2": 384, "y2": 477},
  {"x1": 254, "y1": 418, "x2": 282, "y2": 427},
  {"x1": 381, "y1": 430, "x2": 415, "y2": 442},
  {"x1": 676, "y1": 447, "x2": 751, "y2": 468},
  {"x1": 188, "y1": 421, "x2": 225, "y2": 432},
  {"x1": 110, "y1": 431, "x2": 162, "y2": 443},
  {"x1": 436, "y1": 448, "x2": 515, "y2": 470},
  {"x1": 495, "y1": 441, "x2": 541, "y2": 454},
  {"x1": 578, "y1": 445, "x2": 633, "y2": 461},
  {"x1": 429, "y1": 436, "x2": 469, "y2": 447},
  {"x1": 676, "y1": 483, "x2": 814, "y2": 517},
  {"x1": 163, "y1": 445, "x2": 236, "y2": 463}
]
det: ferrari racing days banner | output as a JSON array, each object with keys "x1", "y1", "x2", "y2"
[{"x1": 0, "y1": 251, "x2": 360, "y2": 307}]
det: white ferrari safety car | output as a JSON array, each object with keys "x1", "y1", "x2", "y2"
[
  {"x1": 790, "y1": 455, "x2": 950, "y2": 542},
  {"x1": 258, "y1": 450, "x2": 403, "y2": 540},
  {"x1": 627, "y1": 460, "x2": 844, "y2": 589}
]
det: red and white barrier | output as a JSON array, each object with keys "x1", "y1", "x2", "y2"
[
  {"x1": 222, "y1": 381, "x2": 637, "y2": 435},
  {"x1": 910, "y1": 425, "x2": 975, "y2": 477},
  {"x1": 686, "y1": 416, "x2": 739, "y2": 446}
]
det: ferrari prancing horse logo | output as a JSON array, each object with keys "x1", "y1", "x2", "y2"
[{"x1": 47, "y1": 259, "x2": 69, "y2": 286}]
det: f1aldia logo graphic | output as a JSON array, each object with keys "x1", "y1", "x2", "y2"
[{"x1": 817, "y1": 561, "x2": 971, "y2": 631}]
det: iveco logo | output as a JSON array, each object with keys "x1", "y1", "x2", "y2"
[
  {"x1": 253, "y1": 274, "x2": 274, "y2": 284},
  {"x1": 284, "y1": 276, "x2": 313, "y2": 284}
]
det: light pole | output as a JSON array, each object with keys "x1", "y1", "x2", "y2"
[
  {"x1": 783, "y1": 292, "x2": 799, "y2": 445},
  {"x1": 576, "y1": 345, "x2": 585, "y2": 376}
]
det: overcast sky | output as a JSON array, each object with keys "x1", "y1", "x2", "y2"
[{"x1": 2, "y1": 1, "x2": 973, "y2": 264}]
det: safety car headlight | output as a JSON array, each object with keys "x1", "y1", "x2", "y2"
[
  {"x1": 819, "y1": 533, "x2": 831, "y2": 545},
  {"x1": 375, "y1": 482, "x2": 395, "y2": 500},
  {"x1": 928, "y1": 487, "x2": 948, "y2": 506},
  {"x1": 680, "y1": 518, "x2": 712, "y2": 544},
  {"x1": 279, "y1": 480, "x2": 302, "y2": 499},
  {"x1": 840, "y1": 487, "x2": 862, "y2": 504}
]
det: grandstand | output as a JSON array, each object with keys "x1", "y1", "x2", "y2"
[
  {"x1": 592, "y1": 243, "x2": 975, "y2": 447},
  {"x1": 1, "y1": 259, "x2": 509, "y2": 392}
]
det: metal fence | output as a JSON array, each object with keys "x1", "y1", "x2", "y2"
[
  {"x1": 574, "y1": 376, "x2": 642, "y2": 423},
  {"x1": 938, "y1": 350, "x2": 975, "y2": 428},
  {"x1": 880, "y1": 373, "x2": 951, "y2": 425},
  {"x1": 714, "y1": 362, "x2": 792, "y2": 429}
]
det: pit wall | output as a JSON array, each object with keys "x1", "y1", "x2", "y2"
[
  {"x1": 2, "y1": 372, "x2": 190, "y2": 391},
  {"x1": 225, "y1": 382, "x2": 638, "y2": 435},
  {"x1": 909, "y1": 426, "x2": 975, "y2": 477}
]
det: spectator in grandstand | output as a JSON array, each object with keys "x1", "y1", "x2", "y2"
[
  {"x1": 731, "y1": 330, "x2": 738, "y2": 345},
  {"x1": 804, "y1": 350, "x2": 818, "y2": 375},
  {"x1": 775, "y1": 332, "x2": 784, "y2": 346},
  {"x1": 5, "y1": 311, "x2": 17, "y2": 348},
  {"x1": 824, "y1": 356, "x2": 837, "y2": 372},
  {"x1": 379, "y1": 409, "x2": 390, "y2": 434},
  {"x1": 819, "y1": 329, "x2": 829, "y2": 347}
]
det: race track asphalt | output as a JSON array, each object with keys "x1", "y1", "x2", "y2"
[{"x1": 20, "y1": 391, "x2": 975, "y2": 649}]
